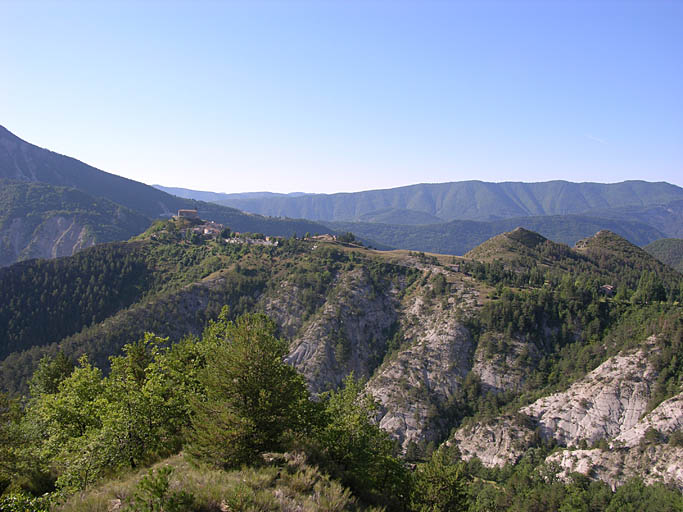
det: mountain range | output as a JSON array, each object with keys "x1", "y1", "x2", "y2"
[
  {"x1": 2, "y1": 124, "x2": 683, "y2": 268},
  {"x1": 155, "y1": 179, "x2": 683, "y2": 224}
]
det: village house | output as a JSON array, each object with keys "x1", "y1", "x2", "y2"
[
  {"x1": 176, "y1": 209, "x2": 199, "y2": 220},
  {"x1": 311, "y1": 234, "x2": 337, "y2": 242}
]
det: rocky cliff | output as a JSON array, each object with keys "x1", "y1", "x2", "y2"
[
  {"x1": 520, "y1": 338, "x2": 660, "y2": 447},
  {"x1": 284, "y1": 267, "x2": 400, "y2": 393}
]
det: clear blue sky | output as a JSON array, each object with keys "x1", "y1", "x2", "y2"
[{"x1": 1, "y1": 0, "x2": 682, "y2": 193}]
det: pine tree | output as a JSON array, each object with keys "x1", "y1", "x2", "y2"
[{"x1": 187, "y1": 311, "x2": 313, "y2": 468}]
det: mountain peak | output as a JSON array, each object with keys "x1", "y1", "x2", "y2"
[
  {"x1": 505, "y1": 227, "x2": 549, "y2": 249},
  {"x1": 465, "y1": 227, "x2": 553, "y2": 263},
  {"x1": 574, "y1": 229, "x2": 630, "y2": 251}
]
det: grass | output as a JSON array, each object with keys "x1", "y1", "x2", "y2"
[{"x1": 57, "y1": 452, "x2": 381, "y2": 512}]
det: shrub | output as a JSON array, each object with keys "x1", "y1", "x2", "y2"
[{"x1": 124, "y1": 466, "x2": 194, "y2": 512}]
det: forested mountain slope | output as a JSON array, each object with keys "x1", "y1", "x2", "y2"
[
  {"x1": 0, "y1": 125, "x2": 184, "y2": 218},
  {"x1": 207, "y1": 179, "x2": 683, "y2": 223},
  {"x1": 585, "y1": 200, "x2": 683, "y2": 239},
  {"x1": 646, "y1": 238, "x2": 683, "y2": 272},
  {"x1": 0, "y1": 179, "x2": 151, "y2": 267}
]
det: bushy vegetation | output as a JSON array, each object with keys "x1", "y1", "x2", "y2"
[
  {"x1": 0, "y1": 311, "x2": 410, "y2": 510},
  {"x1": 1, "y1": 307, "x2": 681, "y2": 511}
]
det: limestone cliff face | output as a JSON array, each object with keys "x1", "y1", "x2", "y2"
[
  {"x1": 23, "y1": 215, "x2": 96, "y2": 259},
  {"x1": 547, "y1": 392, "x2": 683, "y2": 490},
  {"x1": 284, "y1": 267, "x2": 400, "y2": 393},
  {"x1": 548, "y1": 444, "x2": 683, "y2": 491},
  {"x1": 450, "y1": 338, "x2": 663, "y2": 463},
  {"x1": 449, "y1": 415, "x2": 537, "y2": 467},
  {"x1": 365, "y1": 272, "x2": 481, "y2": 451},
  {"x1": 268, "y1": 260, "x2": 486, "y2": 452},
  {"x1": 614, "y1": 392, "x2": 683, "y2": 448},
  {"x1": 447, "y1": 335, "x2": 683, "y2": 491},
  {"x1": 366, "y1": 295, "x2": 473, "y2": 450},
  {"x1": 520, "y1": 339, "x2": 660, "y2": 447},
  {"x1": 261, "y1": 281, "x2": 310, "y2": 340}
]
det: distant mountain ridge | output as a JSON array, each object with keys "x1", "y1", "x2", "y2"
[
  {"x1": 153, "y1": 185, "x2": 308, "y2": 203},
  {"x1": 0, "y1": 125, "x2": 183, "y2": 218},
  {"x1": 191, "y1": 180, "x2": 683, "y2": 223},
  {"x1": 3, "y1": 123, "x2": 682, "y2": 266}
]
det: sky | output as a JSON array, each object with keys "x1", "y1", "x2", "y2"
[{"x1": 1, "y1": 0, "x2": 682, "y2": 193}]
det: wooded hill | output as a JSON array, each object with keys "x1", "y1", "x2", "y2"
[{"x1": 328, "y1": 214, "x2": 667, "y2": 254}]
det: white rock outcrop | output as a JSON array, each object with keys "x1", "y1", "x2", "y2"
[
  {"x1": 520, "y1": 340, "x2": 660, "y2": 446},
  {"x1": 449, "y1": 415, "x2": 537, "y2": 467},
  {"x1": 285, "y1": 268, "x2": 399, "y2": 393},
  {"x1": 366, "y1": 276, "x2": 480, "y2": 451},
  {"x1": 614, "y1": 391, "x2": 683, "y2": 448}
]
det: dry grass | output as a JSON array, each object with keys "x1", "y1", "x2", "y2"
[{"x1": 57, "y1": 453, "x2": 380, "y2": 512}]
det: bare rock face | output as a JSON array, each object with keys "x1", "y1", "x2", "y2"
[
  {"x1": 261, "y1": 281, "x2": 310, "y2": 339},
  {"x1": 614, "y1": 392, "x2": 683, "y2": 448},
  {"x1": 449, "y1": 415, "x2": 538, "y2": 467},
  {"x1": 520, "y1": 340, "x2": 660, "y2": 447},
  {"x1": 4, "y1": 214, "x2": 97, "y2": 264},
  {"x1": 547, "y1": 444, "x2": 683, "y2": 491},
  {"x1": 366, "y1": 278, "x2": 479, "y2": 451},
  {"x1": 472, "y1": 332, "x2": 541, "y2": 393},
  {"x1": 24, "y1": 215, "x2": 96, "y2": 259},
  {"x1": 449, "y1": 337, "x2": 671, "y2": 476},
  {"x1": 285, "y1": 267, "x2": 399, "y2": 394}
]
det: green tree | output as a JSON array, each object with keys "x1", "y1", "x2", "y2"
[
  {"x1": 632, "y1": 271, "x2": 667, "y2": 304},
  {"x1": 28, "y1": 352, "x2": 74, "y2": 397},
  {"x1": 410, "y1": 449, "x2": 468, "y2": 512},
  {"x1": 606, "y1": 478, "x2": 683, "y2": 512},
  {"x1": 22, "y1": 334, "x2": 207, "y2": 494},
  {"x1": 316, "y1": 375, "x2": 409, "y2": 509},
  {"x1": 29, "y1": 355, "x2": 108, "y2": 491},
  {"x1": 188, "y1": 311, "x2": 313, "y2": 468},
  {"x1": 337, "y1": 232, "x2": 356, "y2": 244},
  {"x1": 0, "y1": 393, "x2": 24, "y2": 493}
]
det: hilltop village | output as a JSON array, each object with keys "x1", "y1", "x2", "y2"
[
  {"x1": 169, "y1": 209, "x2": 352, "y2": 249},
  {"x1": 174, "y1": 209, "x2": 279, "y2": 246}
]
